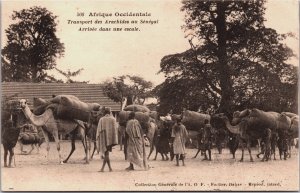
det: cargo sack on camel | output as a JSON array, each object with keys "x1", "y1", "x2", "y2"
[
  {"x1": 118, "y1": 111, "x2": 150, "y2": 133},
  {"x1": 33, "y1": 98, "x2": 51, "y2": 115},
  {"x1": 146, "y1": 111, "x2": 158, "y2": 120},
  {"x1": 56, "y1": 96, "x2": 101, "y2": 122},
  {"x1": 181, "y1": 110, "x2": 211, "y2": 131},
  {"x1": 123, "y1": 104, "x2": 150, "y2": 113}
]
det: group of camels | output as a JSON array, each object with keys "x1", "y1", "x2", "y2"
[
  {"x1": 2, "y1": 97, "x2": 299, "y2": 167},
  {"x1": 211, "y1": 109, "x2": 298, "y2": 162}
]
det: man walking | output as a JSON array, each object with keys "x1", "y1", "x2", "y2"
[
  {"x1": 125, "y1": 112, "x2": 148, "y2": 171},
  {"x1": 171, "y1": 118, "x2": 188, "y2": 166},
  {"x1": 96, "y1": 107, "x2": 118, "y2": 172}
]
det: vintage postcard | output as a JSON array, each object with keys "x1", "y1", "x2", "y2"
[{"x1": 1, "y1": 0, "x2": 299, "y2": 191}]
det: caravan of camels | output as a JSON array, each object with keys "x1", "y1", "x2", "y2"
[{"x1": 2, "y1": 94, "x2": 299, "y2": 169}]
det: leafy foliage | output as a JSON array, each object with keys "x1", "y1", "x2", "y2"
[
  {"x1": 157, "y1": 0, "x2": 298, "y2": 115},
  {"x1": 54, "y1": 67, "x2": 87, "y2": 83},
  {"x1": 1, "y1": 6, "x2": 65, "y2": 82},
  {"x1": 103, "y1": 75, "x2": 153, "y2": 108}
]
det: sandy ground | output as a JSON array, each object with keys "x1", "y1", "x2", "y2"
[{"x1": 1, "y1": 141, "x2": 299, "y2": 191}]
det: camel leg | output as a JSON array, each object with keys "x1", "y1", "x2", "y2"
[
  {"x1": 194, "y1": 148, "x2": 201, "y2": 158},
  {"x1": 257, "y1": 139, "x2": 261, "y2": 152},
  {"x1": 85, "y1": 134, "x2": 90, "y2": 163},
  {"x1": 288, "y1": 144, "x2": 292, "y2": 158},
  {"x1": 208, "y1": 149, "x2": 212, "y2": 161},
  {"x1": 120, "y1": 134, "x2": 123, "y2": 151},
  {"x1": 63, "y1": 132, "x2": 76, "y2": 163},
  {"x1": 239, "y1": 141, "x2": 244, "y2": 162},
  {"x1": 154, "y1": 150, "x2": 158, "y2": 161},
  {"x1": 4, "y1": 146, "x2": 8, "y2": 167},
  {"x1": 41, "y1": 128, "x2": 50, "y2": 163},
  {"x1": 147, "y1": 143, "x2": 154, "y2": 160},
  {"x1": 91, "y1": 141, "x2": 97, "y2": 160},
  {"x1": 82, "y1": 135, "x2": 89, "y2": 164},
  {"x1": 86, "y1": 137, "x2": 92, "y2": 160},
  {"x1": 8, "y1": 148, "x2": 14, "y2": 168},
  {"x1": 161, "y1": 153, "x2": 165, "y2": 161},
  {"x1": 165, "y1": 153, "x2": 169, "y2": 161},
  {"x1": 52, "y1": 130, "x2": 63, "y2": 164},
  {"x1": 79, "y1": 127, "x2": 89, "y2": 164},
  {"x1": 247, "y1": 141, "x2": 254, "y2": 162}
]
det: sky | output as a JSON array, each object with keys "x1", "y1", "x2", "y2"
[{"x1": 1, "y1": 0, "x2": 299, "y2": 86}]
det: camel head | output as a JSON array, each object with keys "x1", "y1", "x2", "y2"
[
  {"x1": 19, "y1": 99, "x2": 28, "y2": 109},
  {"x1": 232, "y1": 109, "x2": 250, "y2": 125}
]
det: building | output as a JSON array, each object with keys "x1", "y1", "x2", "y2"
[{"x1": 1, "y1": 82, "x2": 121, "y2": 114}]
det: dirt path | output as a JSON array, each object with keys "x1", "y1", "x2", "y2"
[{"x1": 1, "y1": 141, "x2": 299, "y2": 191}]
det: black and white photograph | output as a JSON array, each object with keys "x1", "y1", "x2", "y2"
[{"x1": 1, "y1": 0, "x2": 299, "y2": 191}]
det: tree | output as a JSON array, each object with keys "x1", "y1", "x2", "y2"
[
  {"x1": 54, "y1": 67, "x2": 87, "y2": 83},
  {"x1": 158, "y1": 0, "x2": 297, "y2": 115},
  {"x1": 1, "y1": 6, "x2": 65, "y2": 82},
  {"x1": 103, "y1": 75, "x2": 153, "y2": 109}
]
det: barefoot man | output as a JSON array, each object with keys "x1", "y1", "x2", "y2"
[
  {"x1": 125, "y1": 112, "x2": 148, "y2": 171},
  {"x1": 96, "y1": 107, "x2": 118, "y2": 172}
]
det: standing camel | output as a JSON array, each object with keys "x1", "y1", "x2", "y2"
[
  {"x1": 2, "y1": 107, "x2": 28, "y2": 167},
  {"x1": 215, "y1": 113, "x2": 266, "y2": 162},
  {"x1": 19, "y1": 99, "x2": 89, "y2": 164},
  {"x1": 233, "y1": 109, "x2": 292, "y2": 160},
  {"x1": 148, "y1": 118, "x2": 172, "y2": 161},
  {"x1": 217, "y1": 109, "x2": 291, "y2": 162}
]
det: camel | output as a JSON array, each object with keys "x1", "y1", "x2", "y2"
[
  {"x1": 233, "y1": 109, "x2": 293, "y2": 160},
  {"x1": 215, "y1": 113, "x2": 266, "y2": 162},
  {"x1": 118, "y1": 110, "x2": 158, "y2": 160},
  {"x1": 211, "y1": 114, "x2": 239, "y2": 159},
  {"x1": 147, "y1": 118, "x2": 173, "y2": 161},
  {"x1": 2, "y1": 106, "x2": 28, "y2": 167},
  {"x1": 222, "y1": 109, "x2": 291, "y2": 161},
  {"x1": 19, "y1": 99, "x2": 89, "y2": 164}
]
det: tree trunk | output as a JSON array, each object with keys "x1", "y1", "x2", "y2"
[
  {"x1": 127, "y1": 96, "x2": 133, "y2": 105},
  {"x1": 215, "y1": 2, "x2": 234, "y2": 116}
]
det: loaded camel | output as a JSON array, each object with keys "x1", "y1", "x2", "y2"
[
  {"x1": 19, "y1": 99, "x2": 89, "y2": 164},
  {"x1": 281, "y1": 113, "x2": 298, "y2": 158},
  {"x1": 148, "y1": 117, "x2": 173, "y2": 161},
  {"x1": 217, "y1": 108, "x2": 291, "y2": 162},
  {"x1": 211, "y1": 114, "x2": 239, "y2": 159},
  {"x1": 233, "y1": 109, "x2": 293, "y2": 160},
  {"x1": 118, "y1": 110, "x2": 158, "y2": 160},
  {"x1": 215, "y1": 113, "x2": 268, "y2": 162}
]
